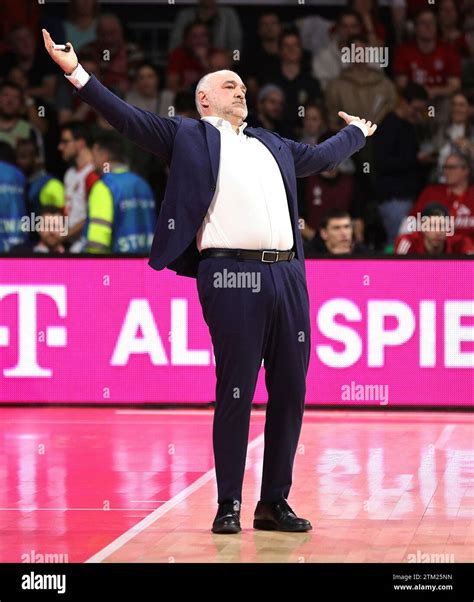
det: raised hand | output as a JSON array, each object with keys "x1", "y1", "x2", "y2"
[
  {"x1": 338, "y1": 111, "x2": 378, "y2": 137},
  {"x1": 42, "y1": 29, "x2": 78, "y2": 75}
]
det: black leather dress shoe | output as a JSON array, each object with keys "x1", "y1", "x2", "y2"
[
  {"x1": 253, "y1": 499, "x2": 312, "y2": 532},
  {"x1": 212, "y1": 500, "x2": 241, "y2": 534}
]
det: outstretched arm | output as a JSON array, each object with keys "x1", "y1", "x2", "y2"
[
  {"x1": 284, "y1": 112, "x2": 377, "y2": 178},
  {"x1": 42, "y1": 29, "x2": 180, "y2": 161}
]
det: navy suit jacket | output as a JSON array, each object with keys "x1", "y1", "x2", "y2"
[{"x1": 76, "y1": 76, "x2": 366, "y2": 278}]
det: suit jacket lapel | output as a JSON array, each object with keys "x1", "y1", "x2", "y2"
[{"x1": 203, "y1": 120, "x2": 221, "y2": 185}]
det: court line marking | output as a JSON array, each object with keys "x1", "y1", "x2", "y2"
[
  {"x1": 85, "y1": 432, "x2": 264, "y2": 563},
  {"x1": 434, "y1": 425, "x2": 456, "y2": 449}
]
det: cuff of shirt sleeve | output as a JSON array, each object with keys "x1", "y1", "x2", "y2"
[
  {"x1": 64, "y1": 63, "x2": 90, "y2": 89},
  {"x1": 350, "y1": 120, "x2": 369, "y2": 137}
]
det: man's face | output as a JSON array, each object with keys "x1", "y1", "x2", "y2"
[
  {"x1": 199, "y1": 72, "x2": 248, "y2": 123},
  {"x1": 16, "y1": 143, "x2": 37, "y2": 176},
  {"x1": 338, "y1": 16, "x2": 362, "y2": 45},
  {"x1": 39, "y1": 214, "x2": 62, "y2": 249},
  {"x1": 97, "y1": 18, "x2": 122, "y2": 50},
  {"x1": 321, "y1": 217, "x2": 353, "y2": 253},
  {"x1": 0, "y1": 86, "x2": 22, "y2": 118},
  {"x1": 186, "y1": 25, "x2": 209, "y2": 53},
  {"x1": 442, "y1": 155, "x2": 469, "y2": 187},
  {"x1": 92, "y1": 143, "x2": 108, "y2": 171},
  {"x1": 58, "y1": 129, "x2": 79, "y2": 162},
  {"x1": 260, "y1": 91, "x2": 284, "y2": 120},
  {"x1": 258, "y1": 14, "x2": 281, "y2": 41},
  {"x1": 280, "y1": 35, "x2": 302, "y2": 63},
  {"x1": 136, "y1": 66, "x2": 158, "y2": 97},
  {"x1": 415, "y1": 12, "x2": 437, "y2": 42},
  {"x1": 423, "y1": 216, "x2": 447, "y2": 252},
  {"x1": 10, "y1": 27, "x2": 35, "y2": 58}
]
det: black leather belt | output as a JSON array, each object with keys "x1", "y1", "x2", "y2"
[{"x1": 200, "y1": 248, "x2": 295, "y2": 263}]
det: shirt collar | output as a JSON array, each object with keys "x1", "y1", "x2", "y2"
[{"x1": 201, "y1": 115, "x2": 248, "y2": 135}]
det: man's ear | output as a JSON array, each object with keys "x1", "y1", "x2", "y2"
[
  {"x1": 320, "y1": 229, "x2": 327, "y2": 241},
  {"x1": 198, "y1": 89, "x2": 209, "y2": 109}
]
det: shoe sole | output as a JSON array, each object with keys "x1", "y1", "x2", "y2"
[
  {"x1": 211, "y1": 526, "x2": 241, "y2": 534},
  {"x1": 253, "y1": 519, "x2": 312, "y2": 532}
]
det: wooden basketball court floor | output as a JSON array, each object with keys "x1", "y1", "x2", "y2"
[{"x1": 0, "y1": 407, "x2": 472, "y2": 563}]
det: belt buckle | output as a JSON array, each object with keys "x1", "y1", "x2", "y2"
[{"x1": 261, "y1": 250, "x2": 278, "y2": 263}]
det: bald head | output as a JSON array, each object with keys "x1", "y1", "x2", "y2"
[{"x1": 195, "y1": 70, "x2": 248, "y2": 127}]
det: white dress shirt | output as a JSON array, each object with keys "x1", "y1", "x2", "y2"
[{"x1": 197, "y1": 116, "x2": 294, "y2": 252}]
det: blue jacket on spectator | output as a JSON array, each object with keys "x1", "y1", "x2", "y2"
[{"x1": 0, "y1": 160, "x2": 27, "y2": 252}]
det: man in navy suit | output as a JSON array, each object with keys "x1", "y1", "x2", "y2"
[{"x1": 43, "y1": 29, "x2": 377, "y2": 534}]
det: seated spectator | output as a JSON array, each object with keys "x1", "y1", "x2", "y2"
[
  {"x1": 168, "y1": 0, "x2": 242, "y2": 54},
  {"x1": 57, "y1": 121, "x2": 97, "y2": 251},
  {"x1": 246, "y1": 84, "x2": 293, "y2": 137},
  {"x1": 263, "y1": 28, "x2": 322, "y2": 136},
  {"x1": 0, "y1": 141, "x2": 27, "y2": 252},
  {"x1": 433, "y1": 91, "x2": 474, "y2": 178},
  {"x1": 64, "y1": 0, "x2": 99, "y2": 52},
  {"x1": 394, "y1": 8, "x2": 461, "y2": 123},
  {"x1": 125, "y1": 63, "x2": 175, "y2": 117},
  {"x1": 437, "y1": 0, "x2": 466, "y2": 56},
  {"x1": 16, "y1": 138, "x2": 64, "y2": 216},
  {"x1": 241, "y1": 12, "x2": 282, "y2": 106},
  {"x1": 0, "y1": 82, "x2": 37, "y2": 150},
  {"x1": 85, "y1": 132, "x2": 156, "y2": 254},
  {"x1": 0, "y1": 25, "x2": 58, "y2": 103},
  {"x1": 348, "y1": 0, "x2": 386, "y2": 45},
  {"x1": 311, "y1": 209, "x2": 368, "y2": 256},
  {"x1": 395, "y1": 203, "x2": 474, "y2": 254},
  {"x1": 374, "y1": 82, "x2": 429, "y2": 244},
  {"x1": 312, "y1": 10, "x2": 363, "y2": 91},
  {"x1": 300, "y1": 100, "x2": 328, "y2": 145},
  {"x1": 325, "y1": 34, "x2": 397, "y2": 132},
  {"x1": 81, "y1": 14, "x2": 144, "y2": 95},
  {"x1": 300, "y1": 159, "x2": 356, "y2": 248},
  {"x1": 33, "y1": 205, "x2": 67, "y2": 254},
  {"x1": 402, "y1": 149, "x2": 474, "y2": 241},
  {"x1": 167, "y1": 22, "x2": 212, "y2": 94}
]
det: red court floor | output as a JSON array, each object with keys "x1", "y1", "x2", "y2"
[{"x1": 0, "y1": 408, "x2": 472, "y2": 563}]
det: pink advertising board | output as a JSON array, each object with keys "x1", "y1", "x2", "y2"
[{"x1": 0, "y1": 258, "x2": 472, "y2": 406}]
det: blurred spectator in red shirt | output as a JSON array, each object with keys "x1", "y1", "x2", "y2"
[
  {"x1": 0, "y1": 1, "x2": 40, "y2": 54},
  {"x1": 64, "y1": 0, "x2": 99, "y2": 52},
  {"x1": 168, "y1": 0, "x2": 242, "y2": 54},
  {"x1": 404, "y1": 149, "x2": 474, "y2": 241},
  {"x1": 395, "y1": 203, "x2": 474, "y2": 254},
  {"x1": 81, "y1": 14, "x2": 144, "y2": 96},
  {"x1": 167, "y1": 22, "x2": 212, "y2": 93},
  {"x1": 347, "y1": 0, "x2": 386, "y2": 46},
  {"x1": 394, "y1": 8, "x2": 461, "y2": 121}
]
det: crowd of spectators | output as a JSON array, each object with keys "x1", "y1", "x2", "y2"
[{"x1": 1, "y1": 0, "x2": 474, "y2": 257}]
